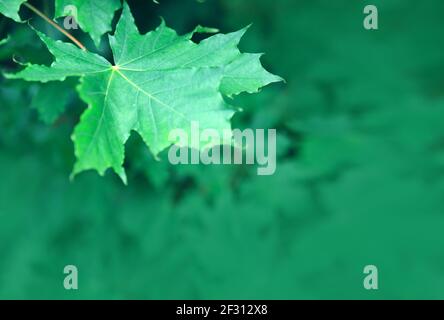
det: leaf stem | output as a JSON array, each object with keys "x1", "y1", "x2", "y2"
[{"x1": 23, "y1": 2, "x2": 87, "y2": 51}]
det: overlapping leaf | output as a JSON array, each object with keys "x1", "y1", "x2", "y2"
[
  {"x1": 8, "y1": 2, "x2": 282, "y2": 183},
  {"x1": 54, "y1": 0, "x2": 121, "y2": 46},
  {"x1": 0, "y1": 0, "x2": 25, "y2": 22}
]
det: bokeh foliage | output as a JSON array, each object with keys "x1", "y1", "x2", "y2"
[{"x1": 0, "y1": 0, "x2": 444, "y2": 299}]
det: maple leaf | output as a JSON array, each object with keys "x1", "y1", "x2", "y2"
[
  {"x1": 54, "y1": 0, "x2": 121, "y2": 47},
  {"x1": 7, "y1": 2, "x2": 282, "y2": 183},
  {"x1": 0, "y1": 0, "x2": 25, "y2": 22}
]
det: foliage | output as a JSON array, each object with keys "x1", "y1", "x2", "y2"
[{"x1": 4, "y1": 1, "x2": 281, "y2": 183}]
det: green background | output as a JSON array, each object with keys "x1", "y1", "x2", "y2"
[{"x1": 1, "y1": 0, "x2": 444, "y2": 299}]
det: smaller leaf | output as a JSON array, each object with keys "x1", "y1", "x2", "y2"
[
  {"x1": 54, "y1": 0, "x2": 122, "y2": 47},
  {"x1": 0, "y1": 0, "x2": 25, "y2": 22}
]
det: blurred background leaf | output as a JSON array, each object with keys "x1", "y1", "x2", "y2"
[{"x1": 0, "y1": 0, "x2": 443, "y2": 299}]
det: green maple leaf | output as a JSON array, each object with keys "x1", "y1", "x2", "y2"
[
  {"x1": 54, "y1": 0, "x2": 121, "y2": 46},
  {"x1": 0, "y1": 0, "x2": 25, "y2": 22},
  {"x1": 7, "y1": 2, "x2": 282, "y2": 183}
]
